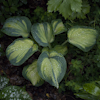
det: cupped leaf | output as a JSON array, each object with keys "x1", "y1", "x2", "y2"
[
  {"x1": 83, "y1": 83, "x2": 100, "y2": 96},
  {"x1": 6, "y1": 38, "x2": 38, "y2": 66},
  {"x1": 42, "y1": 45, "x2": 68, "y2": 56},
  {"x1": 22, "y1": 60, "x2": 44, "y2": 86},
  {"x1": 37, "y1": 51, "x2": 67, "y2": 88},
  {"x1": 31, "y1": 22, "x2": 54, "y2": 47},
  {"x1": 51, "y1": 19, "x2": 67, "y2": 35},
  {"x1": 2, "y1": 16, "x2": 31, "y2": 38},
  {"x1": 75, "y1": 93, "x2": 99, "y2": 100},
  {"x1": 0, "y1": 75, "x2": 9, "y2": 91},
  {"x1": 42, "y1": 47, "x2": 49, "y2": 53},
  {"x1": 52, "y1": 45, "x2": 68, "y2": 56},
  {"x1": 67, "y1": 26, "x2": 98, "y2": 52},
  {"x1": 0, "y1": 86, "x2": 32, "y2": 100}
]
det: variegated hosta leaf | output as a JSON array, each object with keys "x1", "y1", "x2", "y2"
[
  {"x1": 37, "y1": 51, "x2": 67, "y2": 88},
  {"x1": 51, "y1": 19, "x2": 67, "y2": 35},
  {"x1": 42, "y1": 45, "x2": 68, "y2": 56},
  {"x1": 42, "y1": 47, "x2": 49, "y2": 53},
  {"x1": 22, "y1": 60, "x2": 44, "y2": 86},
  {"x1": 52, "y1": 45, "x2": 68, "y2": 56},
  {"x1": 67, "y1": 26, "x2": 98, "y2": 52},
  {"x1": 2, "y1": 16, "x2": 31, "y2": 38},
  {"x1": 31, "y1": 22, "x2": 54, "y2": 47},
  {"x1": 6, "y1": 38, "x2": 38, "y2": 66}
]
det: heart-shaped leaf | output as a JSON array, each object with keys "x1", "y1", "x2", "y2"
[
  {"x1": 2, "y1": 16, "x2": 31, "y2": 38},
  {"x1": 6, "y1": 38, "x2": 38, "y2": 66},
  {"x1": 37, "y1": 51, "x2": 67, "y2": 88},
  {"x1": 67, "y1": 26, "x2": 98, "y2": 52},
  {"x1": 0, "y1": 86, "x2": 32, "y2": 100},
  {"x1": 83, "y1": 83, "x2": 100, "y2": 96},
  {"x1": 0, "y1": 75, "x2": 9, "y2": 91},
  {"x1": 22, "y1": 60, "x2": 44, "y2": 86},
  {"x1": 51, "y1": 19, "x2": 67, "y2": 35},
  {"x1": 31, "y1": 22, "x2": 54, "y2": 47}
]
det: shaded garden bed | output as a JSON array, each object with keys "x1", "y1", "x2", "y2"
[
  {"x1": 0, "y1": 35, "x2": 82, "y2": 100},
  {"x1": 1, "y1": 0, "x2": 100, "y2": 100}
]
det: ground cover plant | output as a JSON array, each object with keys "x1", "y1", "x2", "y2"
[
  {"x1": 0, "y1": 75, "x2": 32, "y2": 100},
  {"x1": 0, "y1": 0, "x2": 100, "y2": 100}
]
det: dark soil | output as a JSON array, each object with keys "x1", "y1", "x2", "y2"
[{"x1": 28, "y1": 0, "x2": 47, "y2": 9}]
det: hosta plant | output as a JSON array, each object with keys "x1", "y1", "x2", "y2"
[{"x1": 1, "y1": 16, "x2": 98, "y2": 88}]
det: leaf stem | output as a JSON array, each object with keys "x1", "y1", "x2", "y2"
[
  {"x1": 29, "y1": 35, "x2": 34, "y2": 40},
  {"x1": 29, "y1": 35, "x2": 39, "y2": 45},
  {"x1": 65, "y1": 70, "x2": 72, "y2": 81},
  {"x1": 62, "y1": 40, "x2": 68, "y2": 46}
]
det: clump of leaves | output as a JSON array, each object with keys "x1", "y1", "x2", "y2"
[
  {"x1": 0, "y1": 75, "x2": 32, "y2": 100},
  {"x1": 70, "y1": 59, "x2": 83, "y2": 76},
  {"x1": 31, "y1": 6, "x2": 58, "y2": 23},
  {"x1": 66, "y1": 80, "x2": 83, "y2": 92},
  {"x1": 0, "y1": 75, "x2": 9, "y2": 91},
  {"x1": 65, "y1": 58, "x2": 100, "y2": 99},
  {"x1": 47, "y1": 0, "x2": 90, "y2": 20},
  {"x1": 0, "y1": 0, "x2": 27, "y2": 24},
  {"x1": 1, "y1": 16, "x2": 98, "y2": 89},
  {"x1": 75, "y1": 81, "x2": 100, "y2": 100},
  {"x1": 0, "y1": 86, "x2": 32, "y2": 100},
  {"x1": 65, "y1": 59, "x2": 84, "y2": 92}
]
